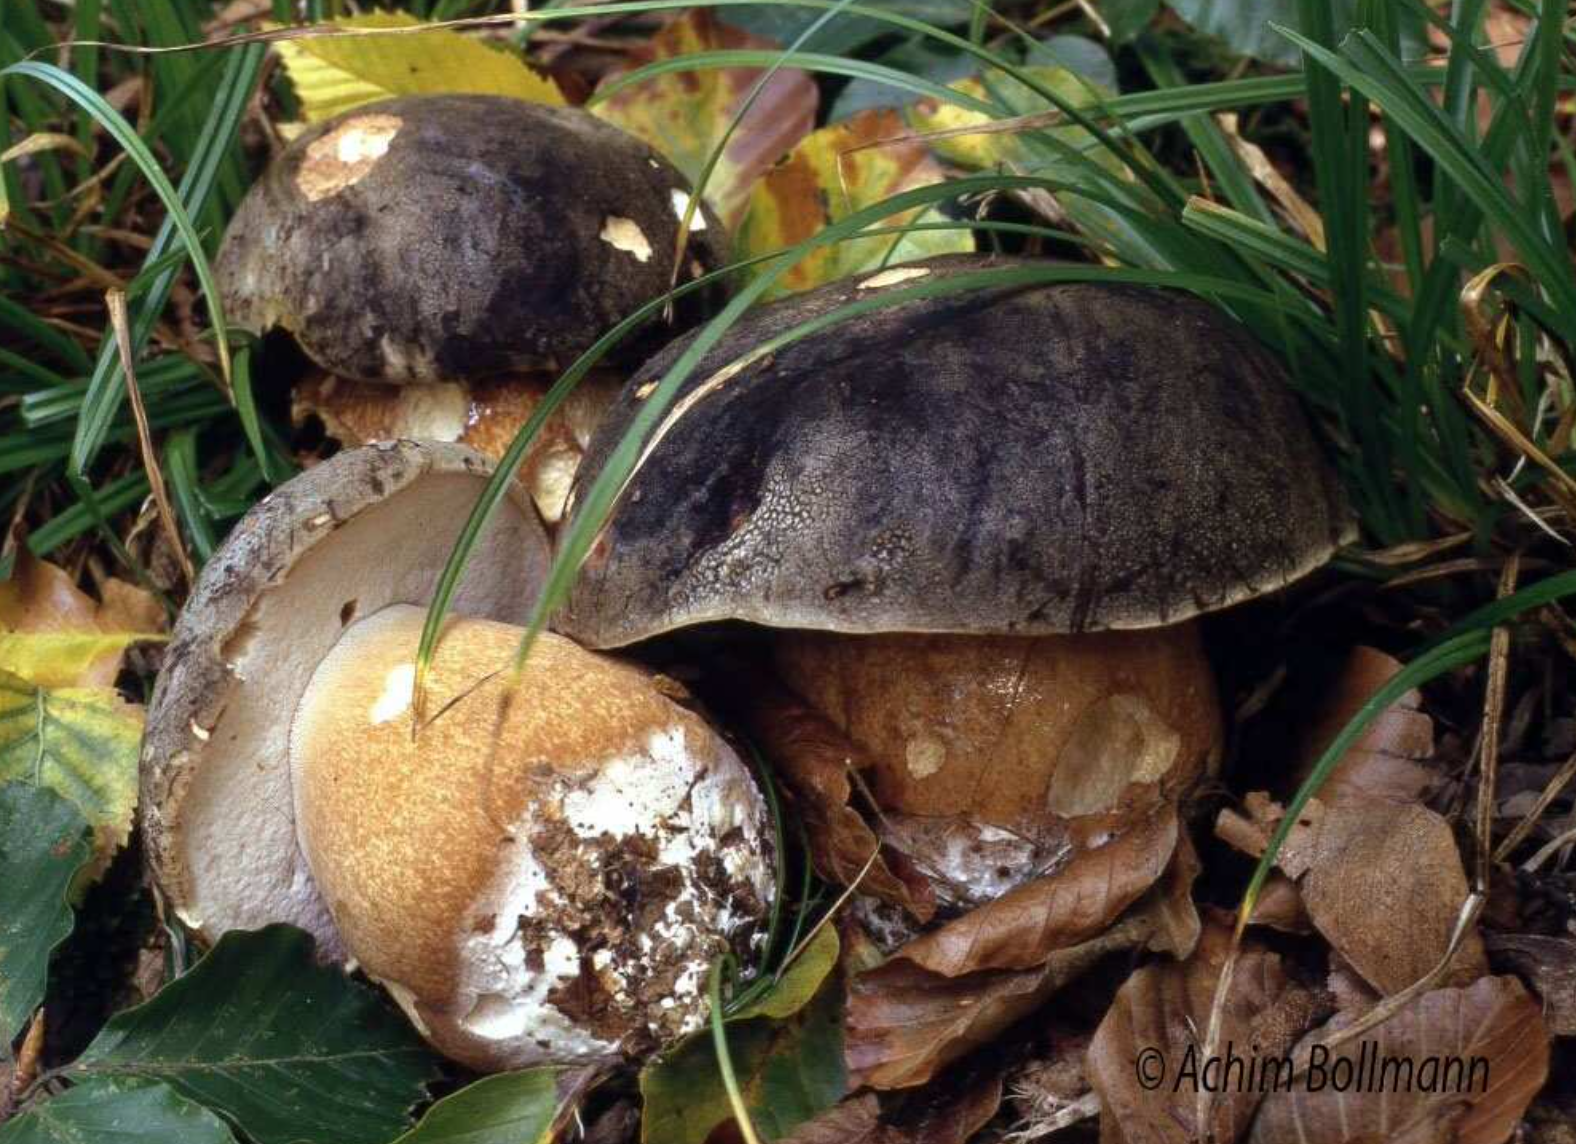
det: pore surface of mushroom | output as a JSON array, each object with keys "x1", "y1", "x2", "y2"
[
  {"x1": 559, "y1": 253, "x2": 1354, "y2": 919},
  {"x1": 141, "y1": 441, "x2": 772, "y2": 1070},
  {"x1": 217, "y1": 94, "x2": 729, "y2": 522}
]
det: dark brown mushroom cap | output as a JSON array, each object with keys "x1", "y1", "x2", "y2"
[
  {"x1": 140, "y1": 440, "x2": 549, "y2": 958},
  {"x1": 558, "y1": 255, "x2": 1355, "y2": 649},
  {"x1": 217, "y1": 94, "x2": 729, "y2": 385}
]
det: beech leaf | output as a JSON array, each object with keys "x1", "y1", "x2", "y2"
[
  {"x1": 273, "y1": 12, "x2": 562, "y2": 125},
  {"x1": 0, "y1": 1078, "x2": 237, "y2": 1144},
  {"x1": 0, "y1": 782, "x2": 92, "y2": 1042},
  {"x1": 593, "y1": 10, "x2": 818, "y2": 232},
  {"x1": 68, "y1": 925, "x2": 441, "y2": 1144},
  {"x1": 734, "y1": 108, "x2": 972, "y2": 299},
  {"x1": 1087, "y1": 919, "x2": 1318, "y2": 1144},
  {"x1": 1246, "y1": 976, "x2": 1549, "y2": 1144}
]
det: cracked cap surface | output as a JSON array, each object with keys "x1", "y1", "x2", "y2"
[{"x1": 558, "y1": 254, "x2": 1355, "y2": 649}]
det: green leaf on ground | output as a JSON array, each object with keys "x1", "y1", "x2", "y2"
[
  {"x1": 0, "y1": 669, "x2": 142, "y2": 871},
  {"x1": 640, "y1": 933, "x2": 846, "y2": 1144},
  {"x1": 391, "y1": 1069, "x2": 564, "y2": 1144},
  {"x1": 69, "y1": 925, "x2": 441, "y2": 1144},
  {"x1": 0, "y1": 782, "x2": 91, "y2": 1042},
  {"x1": 0, "y1": 1078, "x2": 237, "y2": 1144},
  {"x1": 274, "y1": 11, "x2": 563, "y2": 124},
  {"x1": 1163, "y1": 0, "x2": 1355, "y2": 66},
  {"x1": 907, "y1": 65, "x2": 1114, "y2": 170}
]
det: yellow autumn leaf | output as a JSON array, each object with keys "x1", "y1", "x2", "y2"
[
  {"x1": 734, "y1": 108, "x2": 972, "y2": 299},
  {"x1": 0, "y1": 551, "x2": 165, "y2": 688},
  {"x1": 908, "y1": 65, "x2": 1113, "y2": 170},
  {"x1": 0, "y1": 669, "x2": 143, "y2": 878},
  {"x1": 0, "y1": 632, "x2": 162, "y2": 691},
  {"x1": 274, "y1": 10, "x2": 563, "y2": 124}
]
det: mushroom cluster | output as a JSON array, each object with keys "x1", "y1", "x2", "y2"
[
  {"x1": 217, "y1": 93, "x2": 728, "y2": 524},
  {"x1": 144, "y1": 231, "x2": 1350, "y2": 1076}
]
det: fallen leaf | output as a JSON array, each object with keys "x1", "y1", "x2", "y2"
[
  {"x1": 0, "y1": 669, "x2": 143, "y2": 872},
  {"x1": 1300, "y1": 799, "x2": 1487, "y2": 996},
  {"x1": 781, "y1": 1095, "x2": 902, "y2": 1144},
  {"x1": 638, "y1": 970, "x2": 846, "y2": 1144},
  {"x1": 592, "y1": 10, "x2": 817, "y2": 232},
  {"x1": 1289, "y1": 647, "x2": 1435, "y2": 808},
  {"x1": 734, "y1": 673, "x2": 937, "y2": 921},
  {"x1": 0, "y1": 551, "x2": 164, "y2": 689},
  {"x1": 734, "y1": 109, "x2": 972, "y2": 299},
  {"x1": 1484, "y1": 934, "x2": 1576, "y2": 1036},
  {"x1": 0, "y1": 783, "x2": 92, "y2": 1043},
  {"x1": 886, "y1": 808, "x2": 1177, "y2": 977},
  {"x1": 1087, "y1": 918, "x2": 1319, "y2": 1144},
  {"x1": 906, "y1": 66, "x2": 1112, "y2": 171},
  {"x1": 273, "y1": 11, "x2": 563, "y2": 125},
  {"x1": 847, "y1": 912, "x2": 1152, "y2": 1091},
  {"x1": 387, "y1": 1067, "x2": 570, "y2": 1144},
  {"x1": 0, "y1": 1077, "x2": 239, "y2": 1144},
  {"x1": 1246, "y1": 976, "x2": 1549, "y2": 1144},
  {"x1": 737, "y1": 925, "x2": 842, "y2": 1021}
]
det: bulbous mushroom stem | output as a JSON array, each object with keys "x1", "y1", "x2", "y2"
[
  {"x1": 288, "y1": 604, "x2": 774, "y2": 1071},
  {"x1": 769, "y1": 623, "x2": 1221, "y2": 910}
]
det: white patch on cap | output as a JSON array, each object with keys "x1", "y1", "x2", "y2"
[
  {"x1": 296, "y1": 114, "x2": 402, "y2": 202},
  {"x1": 600, "y1": 216, "x2": 653, "y2": 262},
  {"x1": 670, "y1": 189, "x2": 706, "y2": 230},
  {"x1": 369, "y1": 663, "x2": 416, "y2": 725},
  {"x1": 859, "y1": 266, "x2": 931, "y2": 290},
  {"x1": 905, "y1": 736, "x2": 946, "y2": 779}
]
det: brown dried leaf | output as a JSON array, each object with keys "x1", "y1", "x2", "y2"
[
  {"x1": 1088, "y1": 919, "x2": 1318, "y2": 1144},
  {"x1": 890, "y1": 809, "x2": 1178, "y2": 977},
  {"x1": 1246, "y1": 976, "x2": 1549, "y2": 1144},
  {"x1": 781, "y1": 1096, "x2": 905, "y2": 1144},
  {"x1": 1247, "y1": 874, "x2": 1312, "y2": 934},
  {"x1": 1484, "y1": 934, "x2": 1576, "y2": 1036},
  {"x1": 1290, "y1": 647, "x2": 1435, "y2": 808},
  {"x1": 738, "y1": 673, "x2": 936, "y2": 921},
  {"x1": 1301, "y1": 799, "x2": 1487, "y2": 996},
  {"x1": 592, "y1": 9, "x2": 817, "y2": 233},
  {"x1": 847, "y1": 915, "x2": 1150, "y2": 1091}
]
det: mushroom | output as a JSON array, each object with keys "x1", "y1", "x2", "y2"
[
  {"x1": 217, "y1": 94, "x2": 729, "y2": 524},
  {"x1": 140, "y1": 440, "x2": 773, "y2": 1069},
  {"x1": 558, "y1": 254, "x2": 1354, "y2": 927}
]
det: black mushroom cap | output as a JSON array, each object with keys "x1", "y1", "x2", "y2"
[
  {"x1": 217, "y1": 94, "x2": 730, "y2": 385},
  {"x1": 557, "y1": 254, "x2": 1356, "y2": 649}
]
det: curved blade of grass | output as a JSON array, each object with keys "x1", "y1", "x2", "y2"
[
  {"x1": 1277, "y1": 26, "x2": 1576, "y2": 341},
  {"x1": 0, "y1": 61, "x2": 234, "y2": 398},
  {"x1": 709, "y1": 956, "x2": 762, "y2": 1144}
]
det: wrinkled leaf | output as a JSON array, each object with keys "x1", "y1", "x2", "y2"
[
  {"x1": 0, "y1": 782, "x2": 91, "y2": 1043},
  {"x1": 390, "y1": 1069, "x2": 565, "y2": 1144},
  {"x1": 888, "y1": 809, "x2": 1177, "y2": 977},
  {"x1": 639, "y1": 975, "x2": 846, "y2": 1144},
  {"x1": 70, "y1": 925, "x2": 441, "y2": 1144},
  {"x1": 1088, "y1": 919, "x2": 1318, "y2": 1144},
  {"x1": 0, "y1": 1078, "x2": 236, "y2": 1144},
  {"x1": 593, "y1": 10, "x2": 818, "y2": 232},
  {"x1": 1300, "y1": 799, "x2": 1487, "y2": 996},
  {"x1": 1247, "y1": 977, "x2": 1549, "y2": 1144},
  {"x1": 1485, "y1": 934, "x2": 1576, "y2": 1036},
  {"x1": 0, "y1": 551, "x2": 164, "y2": 688},
  {"x1": 735, "y1": 109, "x2": 972, "y2": 298},
  {"x1": 848, "y1": 913, "x2": 1150, "y2": 1091},
  {"x1": 0, "y1": 669, "x2": 142, "y2": 869},
  {"x1": 906, "y1": 66, "x2": 1111, "y2": 170},
  {"x1": 274, "y1": 11, "x2": 562, "y2": 125},
  {"x1": 1288, "y1": 647, "x2": 1435, "y2": 807},
  {"x1": 737, "y1": 676, "x2": 936, "y2": 921}
]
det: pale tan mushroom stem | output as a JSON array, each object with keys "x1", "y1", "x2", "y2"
[
  {"x1": 770, "y1": 623, "x2": 1221, "y2": 904},
  {"x1": 294, "y1": 370, "x2": 623, "y2": 525},
  {"x1": 288, "y1": 604, "x2": 772, "y2": 1071}
]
